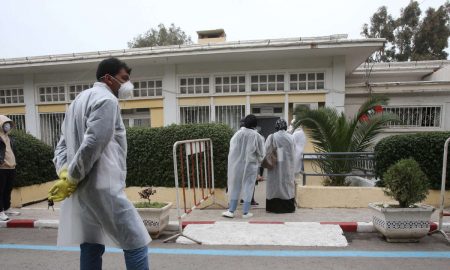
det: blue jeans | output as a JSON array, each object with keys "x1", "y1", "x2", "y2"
[{"x1": 80, "y1": 243, "x2": 149, "y2": 270}]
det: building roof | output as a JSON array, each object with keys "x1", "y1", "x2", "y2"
[
  {"x1": 0, "y1": 34, "x2": 384, "y2": 75},
  {"x1": 352, "y1": 60, "x2": 450, "y2": 78}
]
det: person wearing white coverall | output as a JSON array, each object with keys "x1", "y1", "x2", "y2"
[
  {"x1": 222, "y1": 114, "x2": 265, "y2": 218},
  {"x1": 49, "y1": 57, "x2": 150, "y2": 270},
  {"x1": 265, "y1": 119, "x2": 296, "y2": 213},
  {"x1": 291, "y1": 119, "x2": 307, "y2": 175}
]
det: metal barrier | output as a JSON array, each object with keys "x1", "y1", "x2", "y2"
[
  {"x1": 164, "y1": 138, "x2": 226, "y2": 244},
  {"x1": 299, "y1": 152, "x2": 376, "y2": 185},
  {"x1": 429, "y1": 137, "x2": 450, "y2": 242}
]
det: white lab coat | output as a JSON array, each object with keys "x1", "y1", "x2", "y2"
[
  {"x1": 53, "y1": 82, "x2": 150, "y2": 250},
  {"x1": 227, "y1": 128, "x2": 265, "y2": 202},
  {"x1": 265, "y1": 131, "x2": 295, "y2": 200}
]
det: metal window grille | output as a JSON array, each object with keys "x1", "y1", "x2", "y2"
[
  {"x1": 40, "y1": 113, "x2": 65, "y2": 148},
  {"x1": 0, "y1": 88, "x2": 24, "y2": 104},
  {"x1": 180, "y1": 106, "x2": 210, "y2": 124},
  {"x1": 132, "y1": 80, "x2": 163, "y2": 98},
  {"x1": 214, "y1": 75, "x2": 246, "y2": 93},
  {"x1": 6, "y1": 114, "x2": 26, "y2": 131},
  {"x1": 289, "y1": 72, "x2": 324, "y2": 91},
  {"x1": 215, "y1": 105, "x2": 246, "y2": 130},
  {"x1": 68, "y1": 83, "x2": 93, "y2": 101},
  {"x1": 179, "y1": 77, "x2": 210, "y2": 94},
  {"x1": 38, "y1": 85, "x2": 66, "y2": 103},
  {"x1": 250, "y1": 74, "x2": 284, "y2": 92},
  {"x1": 384, "y1": 106, "x2": 442, "y2": 128},
  {"x1": 121, "y1": 109, "x2": 151, "y2": 127}
]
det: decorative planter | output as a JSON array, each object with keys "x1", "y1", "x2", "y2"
[
  {"x1": 369, "y1": 202, "x2": 435, "y2": 242},
  {"x1": 135, "y1": 202, "x2": 172, "y2": 238}
]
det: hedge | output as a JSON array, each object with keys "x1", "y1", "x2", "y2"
[
  {"x1": 374, "y1": 132, "x2": 450, "y2": 190},
  {"x1": 126, "y1": 123, "x2": 234, "y2": 188},
  {"x1": 10, "y1": 130, "x2": 57, "y2": 187}
]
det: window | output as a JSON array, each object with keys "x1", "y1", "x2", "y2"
[
  {"x1": 6, "y1": 114, "x2": 26, "y2": 131},
  {"x1": 68, "y1": 83, "x2": 93, "y2": 101},
  {"x1": 0, "y1": 88, "x2": 24, "y2": 105},
  {"x1": 121, "y1": 108, "x2": 151, "y2": 127},
  {"x1": 289, "y1": 72, "x2": 324, "y2": 91},
  {"x1": 214, "y1": 75, "x2": 245, "y2": 93},
  {"x1": 132, "y1": 80, "x2": 163, "y2": 98},
  {"x1": 384, "y1": 106, "x2": 442, "y2": 128},
  {"x1": 180, "y1": 77, "x2": 210, "y2": 94},
  {"x1": 215, "y1": 105, "x2": 246, "y2": 130},
  {"x1": 180, "y1": 106, "x2": 210, "y2": 124},
  {"x1": 251, "y1": 74, "x2": 284, "y2": 92},
  {"x1": 38, "y1": 86, "x2": 66, "y2": 102},
  {"x1": 40, "y1": 113, "x2": 65, "y2": 148}
]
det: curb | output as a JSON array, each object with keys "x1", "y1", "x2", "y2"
[{"x1": 2, "y1": 219, "x2": 450, "y2": 233}]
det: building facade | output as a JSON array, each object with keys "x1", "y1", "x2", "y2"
[{"x1": 0, "y1": 33, "x2": 448, "y2": 148}]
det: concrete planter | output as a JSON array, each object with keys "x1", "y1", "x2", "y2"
[
  {"x1": 135, "y1": 202, "x2": 172, "y2": 238},
  {"x1": 368, "y1": 202, "x2": 435, "y2": 242}
]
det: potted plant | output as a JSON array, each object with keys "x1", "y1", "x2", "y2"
[
  {"x1": 134, "y1": 187, "x2": 172, "y2": 238},
  {"x1": 369, "y1": 158, "x2": 434, "y2": 242}
]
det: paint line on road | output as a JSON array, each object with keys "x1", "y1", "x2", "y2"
[{"x1": 1, "y1": 244, "x2": 450, "y2": 259}]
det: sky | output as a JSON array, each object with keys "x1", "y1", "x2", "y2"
[{"x1": 0, "y1": 0, "x2": 448, "y2": 58}]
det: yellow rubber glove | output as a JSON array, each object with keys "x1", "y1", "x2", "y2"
[{"x1": 48, "y1": 169, "x2": 77, "y2": 202}]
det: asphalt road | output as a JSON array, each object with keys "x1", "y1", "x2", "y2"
[{"x1": 1, "y1": 228, "x2": 449, "y2": 270}]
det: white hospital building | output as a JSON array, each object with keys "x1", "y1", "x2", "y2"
[{"x1": 0, "y1": 29, "x2": 449, "y2": 147}]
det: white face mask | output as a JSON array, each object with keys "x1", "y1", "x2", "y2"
[
  {"x1": 102, "y1": 75, "x2": 134, "y2": 99},
  {"x1": 3, "y1": 123, "x2": 11, "y2": 133},
  {"x1": 118, "y1": 81, "x2": 134, "y2": 99}
]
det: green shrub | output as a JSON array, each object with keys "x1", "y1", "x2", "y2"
[
  {"x1": 383, "y1": 158, "x2": 429, "y2": 208},
  {"x1": 375, "y1": 132, "x2": 450, "y2": 189},
  {"x1": 10, "y1": 130, "x2": 57, "y2": 187},
  {"x1": 126, "y1": 123, "x2": 233, "y2": 188}
]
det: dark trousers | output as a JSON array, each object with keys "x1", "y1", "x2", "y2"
[{"x1": 0, "y1": 169, "x2": 16, "y2": 212}]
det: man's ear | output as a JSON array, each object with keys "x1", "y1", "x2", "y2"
[{"x1": 102, "y1": 75, "x2": 113, "y2": 87}]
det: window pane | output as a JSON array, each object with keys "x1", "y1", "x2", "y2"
[
  {"x1": 308, "y1": 82, "x2": 315, "y2": 89},
  {"x1": 216, "y1": 86, "x2": 222, "y2": 93},
  {"x1": 156, "y1": 81, "x2": 162, "y2": 87},
  {"x1": 268, "y1": 83, "x2": 275, "y2": 91},
  {"x1": 268, "y1": 75, "x2": 276, "y2": 82},
  {"x1": 317, "y1": 73, "x2": 324, "y2": 80},
  {"x1": 231, "y1": 76, "x2": 237, "y2": 84},
  {"x1": 223, "y1": 85, "x2": 230, "y2": 92},
  {"x1": 140, "y1": 89, "x2": 147, "y2": 96},
  {"x1": 251, "y1": 84, "x2": 258, "y2": 91},
  {"x1": 260, "y1": 75, "x2": 267, "y2": 82},
  {"x1": 180, "y1": 79, "x2": 186, "y2": 85},
  {"x1": 180, "y1": 87, "x2": 186, "y2": 94},
  {"x1": 251, "y1": 76, "x2": 258, "y2": 83},
  {"x1": 317, "y1": 82, "x2": 324, "y2": 89},
  {"x1": 299, "y1": 83, "x2": 306, "y2": 90},
  {"x1": 149, "y1": 81, "x2": 154, "y2": 88},
  {"x1": 290, "y1": 74, "x2": 297, "y2": 81},
  {"x1": 188, "y1": 78, "x2": 194, "y2": 85},
  {"x1": 308, "y1": 73, "x2": 315, "y2": 81},
  {"x1": 19, "y1": 96, "x2": 24, "y2": 103},
  {"x1": 290, "y1": 83, "x2": 297, "y2": 90},
  {"x1": 224, "y1": 77, "x2": 230, "y2": 84},
  {"x1": 239, "y1": 76, "x2": 245, "y2": 83},
  {"x1": 203, "y1": 86, "x2": 209, "y2": 93},
  {"x1": 188, "y1": 86, "x2": 194, "y2": 94},
  {"x1": 277, "y1": 75, "x2": 284, "y2": 82},
  {"x1": 195, "y1": 78, "x2": 202, "y2": 85},
  {"x1": 260, "y1": 84, "x2": 267, "y2": 91},
  {"x1": 231, "y1": 85, "x2": 237, "y2": 92},
  {"x1": 299, "y1": 74, "x2": 306, "y2": 81},
  {"x1": 203, "y1": 78, "x2": 209, "y2": 84},
  {"x1": 277, "y1": 83, "x2": 284, "y2": 91},
  {"x1": 215, "y1": 77, "x2": 222, "y2": 84},
  {"x1": 239, "y1": 85, "x2": 245, "y2": 92},
  {"x1": 148, "y1": 89, "x2": 155, "y2": 96},
  {"x1": 133, "y1": 90, "x2": 140, "y2": 97}
]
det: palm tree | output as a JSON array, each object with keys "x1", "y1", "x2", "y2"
[{"x1": 293, "y1": 96, "x2": 398, "y2": 186}]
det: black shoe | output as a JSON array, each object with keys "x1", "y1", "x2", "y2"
[{"x1": 251, "y1": 201, "x2": 259, "y2": 206}]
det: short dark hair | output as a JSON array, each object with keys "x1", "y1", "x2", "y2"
[
  {"x1": 244, "y1": 114, "x2": 257, "y2": 129},
  {"x1": 96, "y1": 57, "x2": 132, "y2": 81}
]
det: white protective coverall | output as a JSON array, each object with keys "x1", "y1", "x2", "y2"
[
  {"x1": 53, "y1": 82, "x2": 150, "y2": 250},
  {"x1": 265, "y1": 130, "x2": 295, "y2": 200},
  {"x1": 227, "y1": 128, "x2": 265, "y2": 202},
  {"x1": 292, "y1": 127, "x2": 307, "y2": 174}
]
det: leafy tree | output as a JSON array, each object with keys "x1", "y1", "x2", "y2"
[
  {"x1": 128, "y1": 23, "x2": 192, "y2": 48},
  {"x1": 413, "y1": 3, "x2": 450, "y2": 60},
  {"x1": 362, "y1": 1, "x2": 450, "y2": 62},
  {"x1": 293, "y1": 96, "x2": 398, "y2": 186},
  {"x1": 362, "y1": 6, "x2": 396, "y2": 62}
]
